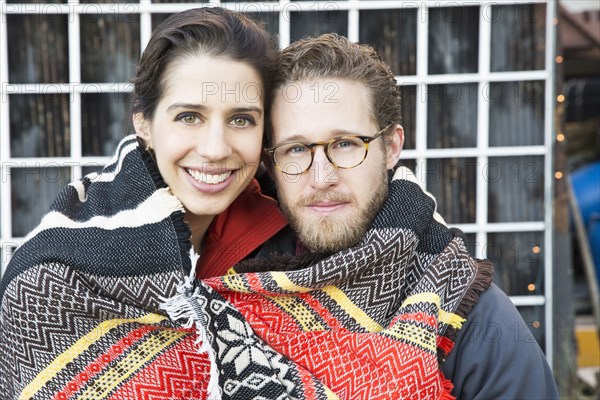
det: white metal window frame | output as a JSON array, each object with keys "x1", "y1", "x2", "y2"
[{"x1": 0, "y1": 0, "x2": 556, "y2": 364}]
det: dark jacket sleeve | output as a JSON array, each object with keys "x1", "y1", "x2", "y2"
[{"x1": 441, "y1": 283, "x2": 559, "y2": 400}]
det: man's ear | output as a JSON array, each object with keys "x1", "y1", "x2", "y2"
[
  {"x1": 386, "y1": 124, "x2": 404, "y2": 169},
  {"x1": 133, "y1": 112, "x2": 152, "y2": 147}
]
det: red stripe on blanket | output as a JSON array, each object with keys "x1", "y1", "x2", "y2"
[
  {"x1": 389, "y1": 311, "x2": 438, "y2": 327},
  {"x1": 53, "y1": 325, "x2": 158, "y2": 400},
  {"x1": 245, "y1": 272, "x2": 265, "y2": 292},
  {"x1": 252, "y1": 328, "x2": 451, "y2": 399},
  {"x1": 107, "y1": 333, "x2": 211, "y2": 400},
  {"x1": 300, "y1": 293, "x2": 343, "y2": 330},
  {"x1": 223, "y1": 291, "x2": 306, "y2": 334}
]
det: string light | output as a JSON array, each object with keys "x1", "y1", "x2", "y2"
[
  {"x1": 557, "y1": 94, "x2": 565, "y2": 103},
  {"x1": 532, "y1": 321, "x2": 541, "y2": 329},
  {"x1": 557, "y1": 133, "x2": 565, "y2": 142},
  {"x1": 532, "y1": 246, "x2": 541, "y2": 254},
  {"x1": 556, "y1": 56, "x2": 563, "y2": 64},
  {"x1": 528, "y1": 284, "x2": 536, "y2": 291},
  {"x1": 555, "y1": 171, "x2": 563, "y2": 179}
]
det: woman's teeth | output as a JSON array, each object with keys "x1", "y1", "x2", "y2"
[{"x1": 186, "y1": 168, "x2": 232, "y2": 184}]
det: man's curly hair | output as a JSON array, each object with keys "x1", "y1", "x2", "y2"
[{"x1": 268, "y1": 33, "x2": 401, "y2": 147}]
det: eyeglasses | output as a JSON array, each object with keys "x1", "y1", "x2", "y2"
[{"x1": 265, "y1": 125, "x2": 391, "y2": 176}]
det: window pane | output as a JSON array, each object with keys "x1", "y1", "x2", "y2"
[
  {"x1": 489, "y1": 81, "x2": 545, "y2": 147},
  {"x1": 427, "y1": 83, "x2": 478, "y2": 148},
  {"x1": 359, "y1": 9, "x2": 417, "y2": 76},
  {"x1": 7, "y1": 14, "x2": 69, "y2": 83},
  {"x1": 488, "y1": 231, "x2": 544, "y2": 296},
  {"x1": 11, "y1": 167, "x2": 71, "y2": 237},
  {"x1": 399, "y1": 85, "x2": 416, "y2": 150},
  {"x1": 491, "y1": 4, "x2": 546, "y2": 72},
  {"x1": 80, "y1": 14, "x2": 140, "y2": 83},
  {"x1": 464, "y1": 233, "x2": 477, "y2": 258},
  {"x1": 290, "y1": 11, "x2": 348, "y2": 42},
  {"x1": 426, "y1": 158, "x2": 477, "y2": 224},
  {"x1": 10, "y1": 94, "x2": 70, "y2": 158},
  {"x1": 152, "y1": 13, "x2": 173, "y2": 31},
  {"x1": 151, "y1": 7, "x2": 275, "y2": 32},
  {"x1": 428, "y1": 7, "x2": 479, "y2": 74},
  {"x1": 1, "y1": 245, "x2": 18, "y2": 281},
  {"x1": 82, "y1": 165, "x2": 103, "y2": 177},
  {"x1": 488, "y1": 156, "x2": 544, "y2": 222},
  {"x1": 6, "y1": 0, "x2": 65, "y2": 3},
  {"x1": 82, "y1": 93, "x2": 130, "y2": 157},
  {"x1": 247, "y1": 12, "x2": 279, "y2": 37},
  {"x1": 396, "y1": 159, "x2": 416, "y2": 173}
]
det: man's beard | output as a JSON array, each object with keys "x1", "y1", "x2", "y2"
[{"x1": 277, "y1": 167, "x2": 389, "y2": 253}]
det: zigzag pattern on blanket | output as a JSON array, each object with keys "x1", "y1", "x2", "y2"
[
  {"x1": 0, "y1": 133, "x2": 493, "y2": 399},
  {"x1": 0, "y1": 136, "x2": 198, "y2": 399},
  {"x1": 192, "y1": 177, "x2": 492, "y2": 399}
]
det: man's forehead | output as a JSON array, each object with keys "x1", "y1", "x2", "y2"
[{"x1": 271, "y1": 80, "x2": 378, "y2": 144}]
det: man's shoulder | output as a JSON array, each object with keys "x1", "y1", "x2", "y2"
[
  {"x1": 453, "y1": 282, "x2": 538, "y2": 350},
  {"x1": 443, "y1": 282, "x2": 559, "y2": 399},
  {"x1": 468, "y1": 282, "x2": 519, "y2": 322}
]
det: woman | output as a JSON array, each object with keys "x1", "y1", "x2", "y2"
[{"x1": 0, "y1": 8, "x2": 284, "y2": 399}]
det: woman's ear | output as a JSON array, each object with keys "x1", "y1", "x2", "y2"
[
  {"x1": 133, "y1": 113, "x2": 152, "y2": 147},
  {"x1": 386, "y1": 124, "x2": 404, "y2": 169}
]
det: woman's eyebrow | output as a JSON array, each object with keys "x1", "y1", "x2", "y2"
[
  {"x1": 165, "y1": 104, "x2": 263, "y2": 116},
  {"x1": 231, "y1": 106, "x2": 263, "y2": 116},
  {"x1": 166, "y1": 103, "x2": 207, "y2": 112}
]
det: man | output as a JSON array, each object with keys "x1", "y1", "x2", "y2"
[{"x1": 256, "y1": 33, "x2": 559, "y2": 399}]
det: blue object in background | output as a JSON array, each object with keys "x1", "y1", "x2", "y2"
[{"x1": 571, "y1": 161, "x2": 600, "y2": 287}]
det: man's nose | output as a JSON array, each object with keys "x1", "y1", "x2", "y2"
[{"x1": 309, "y1": 146, "x2": 339, "y2": 189}]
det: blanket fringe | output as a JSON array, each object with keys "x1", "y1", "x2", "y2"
[
  {"x1": 440, "y1": 372, "x2": 456, "y2": 400},
  {"x1": 437, "y1": 335, "x2": 455, "y2": 355},
  {"x1": 159, "y1": 249, "x2": 221, "y2": 399}
]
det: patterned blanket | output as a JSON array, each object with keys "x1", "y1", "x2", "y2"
[{"x1": 0, "y1": 135, "x2": 492, "y2": 399}]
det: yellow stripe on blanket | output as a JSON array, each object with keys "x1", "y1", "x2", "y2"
[
  {"x1": 439, "y1": 309, "x2": 465, "y2": 329},
  {"x1": 384, "y1": 323, "x2": 437, "y2": 353},
  {"x1": 223, "y1": 273, "x2": 251, "y2": 293},
  {"x1": 322, "y1": 286, "x2": 383, "y2": 332},
  {"x1": 267, "y1": 295, "x2": 325, "y2": 331},
  {"x1": 21, "y1": 313, "x2": 166, "y2": 400},
  {"x1": 271, "y1": 271, "x2": 313, "y2": 293},
  {"x1": 78, "y1": 329, "x2": 185, "y2": 399},
  {"x1": 401, "y1": 292, "x2": 441, "y2": 307}
]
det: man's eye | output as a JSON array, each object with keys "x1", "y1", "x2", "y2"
[
  {"x1": 286, "y1": 145, "x2": 308, "y2": 154},
  {"x1": 333, "y1": 139, "x2": 359, "y2": 149}
]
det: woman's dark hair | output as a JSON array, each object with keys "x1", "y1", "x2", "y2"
[{"x1": 131, "y1": 7, "x2": 278, "y2": 121}]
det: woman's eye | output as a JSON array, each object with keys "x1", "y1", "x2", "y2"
[
  {"x1": 230, "y1": 116, "x2": 255, "y2": 127},
  {"x1": 177, "y1": 113, "x2": 200, "y2": 124}
]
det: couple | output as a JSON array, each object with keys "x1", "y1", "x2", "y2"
[{"x1": 0, "y1": 7, "x2": 557, "y2": 400}]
